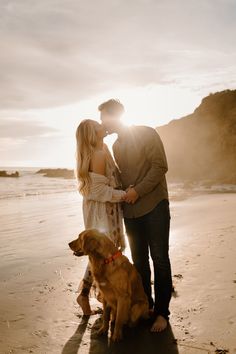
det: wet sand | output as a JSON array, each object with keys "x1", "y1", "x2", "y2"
[{"x1": 0, "y1": 192, "x2": 236, "y2": 354}]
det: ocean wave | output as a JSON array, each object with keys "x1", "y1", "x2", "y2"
[
  {"x1": 0, "y1": 189, "x2": 78, "y2": 200},
  {"x1": 1, "y1": 170, "x2": 236, "y2": 202},
  {"x1": 0, "y1": 169, "x2": 77, "y2": 200}
]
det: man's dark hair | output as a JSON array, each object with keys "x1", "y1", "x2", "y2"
[{"x1": 98, "y1": 99, "x2": 124, "y2": 115}]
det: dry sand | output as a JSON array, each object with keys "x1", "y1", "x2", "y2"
[{"x1": 0, "y1": 192, "x2": 236, "y2": 354}]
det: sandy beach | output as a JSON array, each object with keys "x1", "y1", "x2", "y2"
[{"x1": 0, "y1": 191, "x2": 236, "y2": 354}]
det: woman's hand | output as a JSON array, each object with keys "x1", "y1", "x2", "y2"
[{"x1": 120, "y1": 191, "x2": 127, "y2": 201}]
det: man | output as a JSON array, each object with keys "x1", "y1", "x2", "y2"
[{"x1": 99, "y1": 99, "x2": 172, "y2": 332}]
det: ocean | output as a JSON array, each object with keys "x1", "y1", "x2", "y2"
[
  {"x1": 0, "y1": 167, "x2": 79, "y2": 201},
  {"x1": 0, "y1": 167, "x2": 235, "y2": 202}
]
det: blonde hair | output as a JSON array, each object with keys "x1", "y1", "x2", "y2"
[{"x1": 76, "y1": 119, "x2": 100, "y2": 196}]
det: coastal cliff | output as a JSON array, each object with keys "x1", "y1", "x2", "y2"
[{"x1": 157, "y1": 89, "x2": 236, "y2": 184}]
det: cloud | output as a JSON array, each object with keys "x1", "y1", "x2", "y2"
[
  {"x1": 0, "y1": 118, "x2": 58, "y2": 138},
  {"x1": 0, "y1": 132, "x2": 76, "y2": 167},
  {"x1": 0, "y1": 0, "x2": 235, "y2": 109}
]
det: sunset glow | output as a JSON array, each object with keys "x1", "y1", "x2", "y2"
[{"x1": 0, "y1": 0, "x2": 235, "y2": 167}]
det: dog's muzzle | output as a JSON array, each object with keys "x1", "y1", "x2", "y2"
[{"x1": 73, "y1": 250, "x2": 84, "y2": 257}]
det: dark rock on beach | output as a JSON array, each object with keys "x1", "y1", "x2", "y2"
[
  {"x1": 0, "y1": 170, "x2": 19, "y2": 178},
  {"x1": 36, "y1": 168, "x2": 75, "y2": 179}
]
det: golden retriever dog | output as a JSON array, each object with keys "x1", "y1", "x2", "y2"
[{"x1": 69, "y1": 229, "x2": 149, "y2": 341}]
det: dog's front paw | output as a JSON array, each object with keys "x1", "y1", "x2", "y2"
[{"x1": 96, "y1": 325, "x2": 109, "y2": 336}]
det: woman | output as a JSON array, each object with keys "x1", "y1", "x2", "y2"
[{"x1": 75, "y1": 119, "x2": 126, "y2": 315}]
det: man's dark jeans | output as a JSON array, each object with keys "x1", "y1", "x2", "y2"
[{"x1": 124, "y1": 199, "x2": 172, "y2": 320}]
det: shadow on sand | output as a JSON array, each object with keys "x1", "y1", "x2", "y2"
[{"x1": 62, "y1": 316, "x2": 179, "y2": 354}]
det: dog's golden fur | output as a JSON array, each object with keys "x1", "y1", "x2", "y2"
[{"x1": 69, "y1": 229, "x2": 149, "y2": 341}]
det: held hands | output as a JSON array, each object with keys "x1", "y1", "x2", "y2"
[{"x1": 123, "y1": 186, "x2": 139, "y2": 204}]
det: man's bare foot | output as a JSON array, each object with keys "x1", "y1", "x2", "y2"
[
  {"x1": 77, "y1": 294, "x2": 95, "y2": 316},
  {"x1": 151, "y1": 315, "x2": 168, "y2": 332}
]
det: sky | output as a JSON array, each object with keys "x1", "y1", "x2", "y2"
[{"x1": 0, "y1": 0, "x2": 236, "y2": 167}]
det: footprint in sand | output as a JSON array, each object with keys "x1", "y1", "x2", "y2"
[
  {"x1": 37, "y1": 315, "x2": 44, "y2": 320},
  {"x1": 8, "y1": 314, "x2": 25, "y2": 323},
  {"x1": 32, "y1": 330, "x2": 49, "y2": 337},
  {"x1": 173, "y1": 274, "x2": 183, "y2": 279},
  {"x1": 215, "y1": 349, "x2": 229, "y2": 354}
]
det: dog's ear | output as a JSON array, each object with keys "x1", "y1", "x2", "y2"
[
  {"x1": 81, "y1": 230, "x2": 100, "y2": 255},
  {"x1": 83, "y1": 237, "x2": 99, "y2": 254}
]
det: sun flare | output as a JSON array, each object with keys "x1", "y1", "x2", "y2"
[{"x1": 100, "y1": 85, "x2": 200, "y2": 128}]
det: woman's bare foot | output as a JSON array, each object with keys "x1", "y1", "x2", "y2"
[
  {"x1": 149, "y1": 308, "x2": 155, "y2": 316},
  {"x1": 151, "y1": 315, "x2": 168, "y2": 332},
  {"x1": 77, "y1": 294, "x2": 95, "y2": 316}
]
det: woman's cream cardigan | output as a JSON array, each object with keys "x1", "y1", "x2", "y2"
[{"x1": 82, "y1": 172, "x2": 126, "y2": 246}]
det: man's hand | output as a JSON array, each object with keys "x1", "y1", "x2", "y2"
[{"x1": 124, "y1": 187, "x2": 139, "y2": 204}]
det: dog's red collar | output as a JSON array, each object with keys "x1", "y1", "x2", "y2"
[{"x1": 104, "y1": 251, "x2": 122, "y2": 265}]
